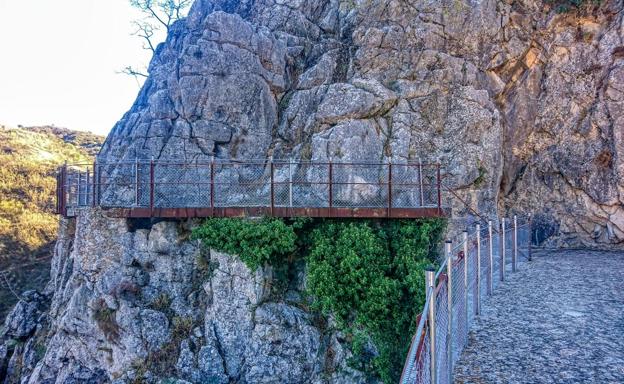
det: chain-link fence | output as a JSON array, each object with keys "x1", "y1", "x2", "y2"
[
  {"x1": 56, "y1": 160, "x2": 444, "y2": 216},
  {"x1": 401, "y1": 216, "x2": 532, "y2": 384}
]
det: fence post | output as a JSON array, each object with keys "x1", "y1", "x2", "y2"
[
  {"x1": 425, "y1": 267, "x2": 437, "y2": 384},
  {"x1": 419, "y1": 159, "x2": 424, "y2": 206},
  {"x1": 86, "y1": 168, "x2": 91, "y2": 206},
  {"x1": 96, "y1": 162, "x2": 101, "y2": 206},
  {"x1": 288, "y1": 158, "x2": 293, "y2": 209},
  {"x1": 488, "y1": 220, "x2": 493, "y2": 294},
  {"x1": 387, "y1": 161, "x2": 392, "y2": 217},
  {"x1": 210, "y1": 156, "x2": 215, "y2": 217},
  {"x1": 77, "y1": 171, "x2": 82, "y2": 206},
  {"x1": 476, "y1": 224, "x2": 481, "y2": 316},
  {"x1": 462, "y1": 230, "x2": 468, "y2": 335},
  {"x1": 528, "y1": 213, "x2": 532, "y2": 261},
  {"x1": 149, "y1": 157, "x2": 155, "y2": 217},
  {"x1": 445, "y1": 240, "x2": 453, "y2": 384},
  {"x1": 135, "y1": 158, "x2": 139, "y2": 207},
  {"x1": 92, "y1": 161, "x2": 97, "y2": 207},
  {"x1": 512, "y1": 215, "x2": 518, "y2": 272},
  {"x1": 328, "y1": 161, "x2": 333, "y2": 215},
  {"x1": 270, "y1": 156, "x2": 274, "y2": 216},
  {"x1": 436, "y1": 164, "x2": 442, "y2": 214},
  {"x1": 500, "y1": 218, "x2": 506, "y2": 281}
]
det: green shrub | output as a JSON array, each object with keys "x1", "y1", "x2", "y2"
[
  {"x1": 191, "y1": 217, "x2": 299, "y2": 271},
  {"x1": 304, "y1": 219, "x2": 444, "y2": 382},
  {"x1": 192, "y1": 217, "x2": 446, "y2": 382}
]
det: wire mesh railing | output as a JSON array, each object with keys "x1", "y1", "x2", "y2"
[
  {"x1": 401, "y1": 216, "x2": 532, "y2": 384},
  {"x1": 54, "y1": 159, "x2": 445, "y2": 218}
]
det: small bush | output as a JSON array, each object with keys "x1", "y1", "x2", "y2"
[
  {"x1": 149, "y1": 293, "x2": 172, "y2": 313},
  {"x1": 93, "y1": 298, "x2": 120, "y2": 342},
  {"x1": 191, "y1": 217, "x2": 298, "y2": 271}
]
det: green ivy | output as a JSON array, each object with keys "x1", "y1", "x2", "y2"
[
  {"x1": 305, "y1": 219, "x2": 444, "y2": 382},
  {"x1": 191, "y1": 217, "x2": 446, "y2": 382},
  {"x1": 191, "y1": 217, "x2": 299, "y2": 271}
]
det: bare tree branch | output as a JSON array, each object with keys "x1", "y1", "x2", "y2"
[{"x1": 121, "y1": 0, "x2": 191, "y2": 85}]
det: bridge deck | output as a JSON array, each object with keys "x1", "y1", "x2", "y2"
[
  {"x1": 56, "y1": 160, "x2": 448, "y2": 219},
  {"x1": 454, "y1": 250, "x2": 624, "y2": 383}
]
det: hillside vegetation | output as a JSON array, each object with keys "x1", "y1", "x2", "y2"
[{"x1": 0, "y1": 124, "x2": 103, "y2": 319}]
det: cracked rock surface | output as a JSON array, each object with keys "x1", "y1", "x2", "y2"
[
  {"x1": 96, "y1": 0, "x2": 624, "y2": 247},
  {"x1": 454, "y1": 250, "x2": 624, "y2": 384},
  {"x1": 0, "y1": 210, "x2": 369, "y2": 383}
]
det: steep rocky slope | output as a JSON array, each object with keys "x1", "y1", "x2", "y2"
[
  {"x1": 0, "y1": 125, "x2": 103, "y2": 320},
  {"x1": 1, "y1": 1, "x2": 623, "y2": 383},
  {"x1": 1, "y1": 211, "x2": 368, "y2": 383}
]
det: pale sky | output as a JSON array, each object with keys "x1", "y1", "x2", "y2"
[{"x1": 0, "y1": 0, "x2": 169, "y2": 136}]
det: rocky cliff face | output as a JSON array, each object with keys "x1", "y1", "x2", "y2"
[
  {"x1": 1, "y1": 210, "x2": 367, "y2": 383},
  {"x1": 2, "y1": 1, "x2": 624, "y2": 383},
  {"x1": 97, "y1": 0, "x2": 624, "y2": 248}
]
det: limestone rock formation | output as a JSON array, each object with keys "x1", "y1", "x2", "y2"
[
  {"x1": 97, "y1": 0, "x2": 624, "y2": 248},
  {"x1": 3, "y1": 0, "x2": 624, "y2": 383},
  {"x1": 1, "y1": 210, "x2": 368, "y2": 383}
]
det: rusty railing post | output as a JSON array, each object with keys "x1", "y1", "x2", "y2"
[
  {"x1": 419, "y1": 158, "x2": 424, "y2": 206},
  {"x1": 328, "y1": 160, "x2": 333, "y2": 215},
  {"x1": 436, "y1": 164, "x2": 442, "y2": 214},
  {"x1": 270, "y1": 156, "x2": 274, "y2": 216},
  {"x1": 91, "y1": 161, "x2": 97, "y2": 207},
  {"x1": 387, "y1": 161, "x2": 392, "y2": 217},
  {"x1": 500, "y1": 218, "x2": 506, "y2": 281},
  {"x1": 210, "y1": 156, "x2": 215, "y2": 217},
  {"x1": 476, "y1": 224, "x2": 481, "y2": 315},
  {"x1": 135, "y1": 158, "x2": 140, "y2": 207},
  {"x1": 488, "y1": 220, "x2": 493, "y2": 294},
  {"x1": 512, "y1": 215, "x2": 518, "y2": 272},
  {"x1": 289, "y1": 157, "x2": 293, "y2": 209},
  {"x1": 61, "y1": 162, "x2": 67, "y2": 215},
  {"x1": 463, "y1": 230, "x2": 469, "y2": 334},
  {"x1": 528, "y1": 213, "x2": 532, "y2": 261},
  {"x1": 149, "y1": 157, "x2": 155, "y2": 217},
  {"x1": 86, "y1": 167, "x2": 91, "y2": 207}
]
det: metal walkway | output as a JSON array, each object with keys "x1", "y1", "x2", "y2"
[{"x1": 55, "y1": 159, "x2": 448, "y2": 218}]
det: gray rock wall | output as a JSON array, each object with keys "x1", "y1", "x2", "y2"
[
  {"x1": 0, "y1": 209, "x2": 370, "y2": 383},
  {"x1": 97, "y1": 0, "x2": 624, "y2": 248}
]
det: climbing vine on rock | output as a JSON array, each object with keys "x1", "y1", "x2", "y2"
[
  {"x1": 192, "y1": 217, "x2": 446, "y2": 383},
  {"x1": 190, "y1": 217, "x2": 299, "y2": 271}
]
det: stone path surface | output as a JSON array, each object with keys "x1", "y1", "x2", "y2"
[{"x1": 454, "y1": 250, "x2": 624, "y2": 384}]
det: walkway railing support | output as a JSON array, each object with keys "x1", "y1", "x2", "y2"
[
  {"x1": 425, "y1": 267, "x2": 437, "y2": 384},
  {"x1": 445, "y1": 240, "x2": 453, "y2": 384},
  {"x1": 328, "y1": 161, "x2": 333, "y2": 215},
  {"x1": 149, "y1": 157, "x2": 155, "y2": 217},
  {"x1": 463, "y1": 230, "x2": 469, "y2": 334},
  {"x1": 436, "y1": 164, "x2": 442, "y2": 213},
  {"x1": 488, "y1": 220, "x2": 493, "y2": 294},
  {"x1": 270, "y1": 157, "x2": 274, "y2": 216},
  {"x1": 512, "y1": 215, "x2": 518, "y2": 272},
  {"x1": 210, "y1": 156, "x2": 215, "y2": 217},
  {"x1": 500, "y1": 218, "x2": 506, "y2": 281},
  {"x1": 288, "y1": 158, "x2": 293, "y2": 208},
  {"x1": 528, "y1": 213, "x2": 533, "y2": 261},
  {"x1": 476, "y1": 224, "x2": 481, "y2": 315},
  {"x1": 387, "y1": 162, "x2": 392, "y2": 217},
  {"x1": 135, "y1": 158, "x2": 140, "y2": 207},
  {"x1": 419, "y1": 159, "x2": 424, "y2": 206}
]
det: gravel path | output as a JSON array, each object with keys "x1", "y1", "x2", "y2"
[{"x1": 454, "y1": 250, "x2": 624, "y2": 384}]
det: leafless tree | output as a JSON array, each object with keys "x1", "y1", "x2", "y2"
[{"x1": 121, "y1": 0, "x2": 192, "y2": 83}]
